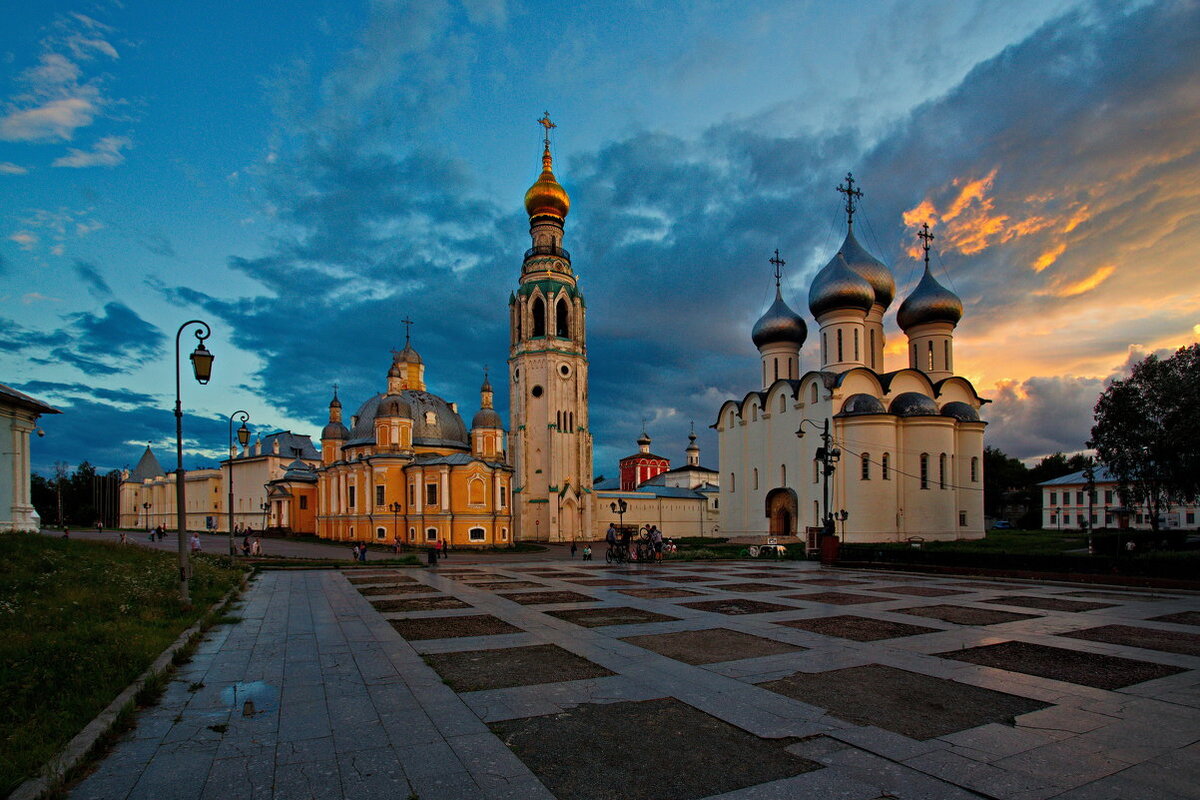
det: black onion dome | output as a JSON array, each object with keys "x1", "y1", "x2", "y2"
[
  {"x1": 809, "y1": 252, "x2": 874, "y2": 318},
  {"x1": 889, "y1": 392, "x2": 940, "y2": 417},
  {"x1": 839, "y1": 229, "x2": 894, "y2": 308},
  {"x1": 472, "y1": 408, "x2": 504, "y2": 429},
  {"x1": 838, "y1": 393, "x2": 886, "y2": 416},
  {"x1": 940, "y1": 401, "x2": 980, "y2": 421},
  {"x1": 751, "y1": 289, "x2": 808, "y2": 349},
  {"x1": 329, "y1": 392, "x2": 342, "y2": 409},
  {"x1": 897, "y1": 265, "x2": 963, "y2": 330},
  {"x1": 346, "y1": 391, "x2": 468, "y2": 450},
  {"x1": 379, "y1": 393, "x2": 412, "y2": 418},
  {"x1": 321, "y1": 421, "x2": 349, "y2": 440}
]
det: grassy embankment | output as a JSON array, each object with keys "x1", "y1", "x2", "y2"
[{"x1": 0, "y1": 533, "x2": 244, "y2": 796}]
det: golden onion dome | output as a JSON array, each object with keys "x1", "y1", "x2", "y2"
[{"x1": 524, "y1": 145, "x2": 570, "y2": 219}]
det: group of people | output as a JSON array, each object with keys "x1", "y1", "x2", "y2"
[
  {"x1": 147, "y1": 524, "x2": 167, "y2": 542},
  {"x1": 601, "y1": 523, "x2": 676, "y2": 561}
]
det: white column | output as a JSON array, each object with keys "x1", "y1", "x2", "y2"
[{"x1": 441, "y1": 470, "x2": 449, "y2": 512}]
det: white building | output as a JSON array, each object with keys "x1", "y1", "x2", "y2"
[
  {"x1": 1, "y1": 383, "x2": 59, "y2": 531},
  {"x1": 1039, "y1": 467, "x2": 1199, "y2": 530},
  {"x1": 716, "y1": 185, "x2": 987, "y2": 544}
]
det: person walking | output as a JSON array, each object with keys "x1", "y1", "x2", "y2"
[
  {"x1": 190, "y1": 532, "x2": 201, "y2": 553},
  {"x1": 439, "y1": 539, "x2": 448, "y2": 560},
  {"x1": 242, "y1": 535, "x2": 251, "y2": 557},
  {"x1": 427, "y1": 545, "x2": 438, "y2": 566},
  {"x1": 251, "y1": 537, "x2": 262, "y2": 556},
  {"x1": 570, "y1": 540, "x2": 577, "y2": 558}
]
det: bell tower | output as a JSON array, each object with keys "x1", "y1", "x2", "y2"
[{"x1": 509, "y1": 112, "x2": 593, "y2": 542}]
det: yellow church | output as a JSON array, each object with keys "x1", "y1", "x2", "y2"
[{"x1": 315, "y1": 338, "x2": 513, "y2": 547}]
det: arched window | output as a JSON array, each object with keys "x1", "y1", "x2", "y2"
[
  {"x1": 501, "y1": 527, "x2": 508, "y2": 541},
  {"x1": 376, "y1": 526, "x2": 386, "y2": 540},
  {"x1": 939, "y1": 453, "x2": 947, "y2": 489},
  {"x1": 425, "y1": 527, "x2": 438, "y2": 541},
  {"x1": 920, "y1": 453, "x2": 929, "y2": 489},
  {"x1": 944, "y1": 340, "x2": 951, "y2": 371},
  {"x1": 728, "y1": 411, "x2": 736, "y2": 428},
  {"x1": 378, "y1": 427, "x2": 390, "y2": 445},
  {"x1": 556, "y1": 298, "x2": 570, "y2": 338},
  {"x1": 971, "y1": 456, "x2": 979, "y2": 483},
  {"x1": 881, "y1": 453, "x2": 890, "y2": 480},
  {"x1": 869, "y1": 329, "x2": 876, "y2": 369},
  {"x1": 468, "y1": 526, "x2": 486, "y2": 542},
  {"x1": 774, "y1": 358, "x2": 779, "y2": 381},
  {"x1": 468, "y1": 478, "x2": 484, "y2": 505},
  {"x1": 927, "y1": 341, "x2": 935, "y2": 371},
  {"x1": 751, "y1": 404, "x2": 758, "y2": 422},
  {"x1": 532, "y1": 297, "x2": 546, "y2": 337},
  {"x1": 779, "y1": 395, "x2": 786, "y2": 413},
  {"x1": 408, "y1": 526, "x2": 416, "y2": 541},
  {"x1": 569, "y1": 412, "x2": 574, "y2": 430},
  {"x1": 762, "y1": 362, "x2": 767, "y2": 387},
  {"x1": 912, "y1": 343, "x2": 918, "y2": 368},
  {"x1": 811, "y1": 383, "x2": 818, "y2": 403},
  {"x1": 861, "y1": 453, "x2": 870, "y2": 480},
  {"x1": 729, "y1": 473, "x2": 735, "y2": 492},
  {"x1": 853, "y1": 328, "x2": 859, "y2": 361},
  {"x1": 515, "y1": 304, "x2": 521, "y2": 340},
  {"x1": 780, "y1": 464, "x2": 786, "y2": 485},
  {"x1": 837, "y1": 329, "x2": 844, "y2": 362},
  {"x1": 752, "y1": 468, "x2": 758, "y2": 490}
]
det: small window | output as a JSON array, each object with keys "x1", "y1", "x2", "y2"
[
  {"x1": 426, "y1": 483, "x2": 438, "y2": 506},
  {"x1": 501, "y1": 527, "x2": 508, "y2": 541},
  {"x1": 780, "y1": 464, "x2": 786, "y2": 485},
  {"x1": 853, "y1": 328, "x2": 859, "y2": 361},
  {"x1": 939, "y1": 453, "x2": 947, "y2": 489},
  {"x1": 810, "y1": 383, "x2": 818, "y2": 403},
  {"x1": 348, "y1": 485, "x2": 356, "y2": 508},
  {"x1": 970, "y1": 457, "x2": 979, "y2": 483},
  {"x1": 1104, "y1": 489, "x2": 1113, "y2": 504},
  {"x1": 752, "y1": 468, "x2": 758, "y2": 490},
  {"x1": 779, "y1": 395, "x2": 786, "y2": 413},
  {"x1": 837, "y1": 329, "x2": 844, "y2": 362},
  {"x1": 944, "y1": 340, "x2": 950, "y2": 371},
  {"x1": 531, "y1": 385, "x2": 544, "y2": 398},
  {"x1": 408, "y1": 483, "x2": 415, "y2": 505},
  {"x1": 861, "y1": 453, "x2": 870, "y2": 480},
  {"x1": 560, "y1": 364, "x2": 570, "y2": 377},
  {"x1": 927, "y1": 341, "x2": 934, "y2": 371},
  {"x1": 299, "y1": 495, "x2": 308, "y2": 510},
  {"x1": 426, "y1": 527, "x2": 438, "y2": 541},
  {"x1": 469, "y1": 527, "x2": 486, "y2": 542},
  {"x1": 959, "y1": 511, "x2": 967, "y2": 527},
  {"x1": 408, "y1": 527, "x2": 416, "y2": 542},
  {"x1": 730, "y1": 473, "x2": 735, "y2": 492},
  {"x1": 1049, "y1": 491, "x2": 1057, "y2": 505},
  {"x1": 1076, "y1": 491, "x2": 1085, "y2": 505},
  {"x1": 376, "y1": 527, "x2": 386, "y2": 540},
  {"x1": 1050, "y1": 514, "x2": 1057, "y2": 525},
  {"x1": 425, "y1": 411, "x2": 436, "y2": 425},
  {"x1": 920, "y1": 453, "x2": 929, "y2": 489},
  {"x1": 375, "y1": 485, "x2": 385, "y2": 506},
  {"x1": 500, "y1": 485, "x2": 508, "y2": 507},
  {"x1": 881, "y1": 453, "x2": 890, "y2": 480}
]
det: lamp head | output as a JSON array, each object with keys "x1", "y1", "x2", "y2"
[
  {"x1": 237, "y1": 421, "x2": 250, "y2": 447},
  {"x1": 190, "y1": 342, "x2": 215, "y2": 384}
]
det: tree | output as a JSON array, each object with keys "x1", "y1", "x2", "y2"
[
  {"x1": 1090, "y1": 343, "x2": 1200, "y2": 533},
  {"x1": 983, "y1": 446, "x2": 1028, "y2": 518}
]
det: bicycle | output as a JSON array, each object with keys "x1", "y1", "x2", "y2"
[{"x1": 605, "y1": 543, "x2": 629, "y2": 564}]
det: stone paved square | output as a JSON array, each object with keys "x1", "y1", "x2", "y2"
[
  {"x1": 355, "y1": 583, "x2": 438, "y2": 596},
  {"x1": 1061, "y1": 590, "x2": 1178, "y2": 601},
  {"x1": 1059, "y1": 624, "x2": 1200, "y2": 657},
  {"x1": 791, "y1": 578, "x2": 869, "y2": 586},
  {"x1": 656, "y1": 575, "x2": 711, "y2": 583},
  {"x1": 619, "y1": 627, "x2": 805, "y2": 664},
  {"x1": 872, "y1": 585, "x2": 970, "y2": 597},
  {"x1": 759, "y1": 664, "x2": 1049, "y2": 739},
  {"x1": 544, "y1": 606, "x2": 680, "y2": 627},
  {"x1": 344, "y1": 574, "x2": 418, "y2": 585},
  {"x1": 1151, "y1": 610, "x2": 1200, "y2": 626},
  {"x1": 783, "y1": 591, "x2": 884, "y2": 605},
  {"x1": 488, "y1": 698, "x2": 820, "y2": 800},
  {"x1": 937, "y1": 640, "x2": 1188, "y2": 689},
  {"x1": 423, "y1": 643, "x2": 616, "y2": 691},
  {"x1": 616, "y1": 587, "x2": 706, "y2": 599},
  {"x1": 896, "y1": 603, "x2": 1041, "y2": 625},
  {"x1": 388, "y1": 614, "x2": 523, "y2": 640},
  {"x1": 989, "y1": 595, "x2": 1116, "y2": 612},
  {"x1": 370, "y1": 595, "x2": 472, "y2": 612},
  {"x1": 560, "y1": 578, "x2": 642, "y2": 586},
  {"x1": 776, "y1": 614, "x2": 942, "y2": 641},
  {"x1": 466, "y1": 580, "x2": 546, "y2": 590},
  {"x1": 702, "y1": 581, "x2": 792, "y2": 593},
  {"x1": 678, "y1": 598, "x2": 794, "y2": 615},
  {"x1": 499, "y1": 590, "x2": 596, "y2": 605}
]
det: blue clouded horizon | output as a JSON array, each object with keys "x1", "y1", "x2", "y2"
[{"x1": 2, "y1": 0, "x2": 1197, "y2": 475}]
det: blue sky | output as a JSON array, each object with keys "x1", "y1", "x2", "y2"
[{"x1": 3, "y1": 0, "x2": 1198, "y2": 475}]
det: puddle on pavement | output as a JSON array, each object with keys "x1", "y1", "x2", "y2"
[{"x1": 221, "y1": 681, "x2": 279, "y2": 717}]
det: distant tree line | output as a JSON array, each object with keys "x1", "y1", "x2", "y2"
[
  {"x1": 30, "y1": 462, "x2": 121, "y2": 529},
  {"x1": 984, "y1": 447, "x2": 1094, "y2": 529}
]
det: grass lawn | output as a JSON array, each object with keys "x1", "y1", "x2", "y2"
[
  {"x1": 0, "y1": 533, "x2": 244, "y2": 795},
  {"x1": 919, "y1": 529, "x2": 1089, "y2": 555}
]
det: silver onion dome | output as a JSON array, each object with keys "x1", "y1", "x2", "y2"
[
  {"x1": 808, "y1": 252, "x2": 874, "y2": 319},
  {"x1": 940, "y1": 401, "x2": 980, "y2": 422},
  {"x1": 889, "y1": 392, "x2": 940, "y2": 417},
  {"x1": 838, "y1": 229, "x2": 894, "y2": 309},
  {"x1": 751, "y1": 288, "x2": 808, "y2": 349},
  {"x1": 321, "y1": 421, "x2": 348, "y2": 440},
  {"x1": 897, "y1": 265, "x2": 963, "y2": 330},
  {"x1": 838, "y1": 393, "x2": 886, "y2": 416}
]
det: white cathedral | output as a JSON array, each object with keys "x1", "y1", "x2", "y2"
[{"x1": 716, "y1": 177, "x2": 987, "y2": 543}]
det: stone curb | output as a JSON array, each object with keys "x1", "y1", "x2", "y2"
[{"x1": 8, "y1": 581, "x2": 246, "y2": 800}]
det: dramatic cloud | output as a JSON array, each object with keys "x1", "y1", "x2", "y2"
[
  {"x1": 52, "y1": 135, "x2": 130, "y2": 168},
  {"x1": 2, "y1": 303, "x2": 164, "y2": 377}
]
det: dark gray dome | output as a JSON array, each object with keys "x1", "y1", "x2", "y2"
[
  {"x1": 889, "y1": 391, "x2": 940, "y2": 417},
  {"x1": 282, "y1": 458, "x2": 318, "y2": 483},
  {"x1": 472, "y1": 408, "x2": 503, "y2": 429},
  {"x1": 839, "y1": 229, "x2": 894, "y2": 309},
  {"x1": 839, "y1": 393, "x2": 886, "y2": 416},
  {"x1": 897, "y1": 265, "x2": 963, "y2": 330},
  {"x1": 940, "y1": 401, "x2": 980, "y2": 421},
  {"x1": 751, "y1": 289, "x2": 808, "y2": 349},
  {"x1": 321, "y1": 421, "x2": 348, "y2": 440},
  {"x1": 809, "y1": 252, "x2": 874, "y2": 319},
  {"x1": 379, "y1": 393, "x2": 412, "y2": 418},
  {"x1": 346, "y1": 390, "x2": 468, "y2": 450}
]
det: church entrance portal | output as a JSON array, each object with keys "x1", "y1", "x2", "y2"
[{"x1": 765, "y1": 488, "x2": 798, "y2": 538}]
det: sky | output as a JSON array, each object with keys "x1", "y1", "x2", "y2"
[{"x1": 3, "y1": 0, "x2": 1198, "y2": 476}]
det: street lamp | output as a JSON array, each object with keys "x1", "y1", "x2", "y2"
[
  {"x1": 796, "y1": 418, "x2": 839, "y2": 536},
  {"x1": 175, "y1": 319, "x2": 213, "y2": 605},
  {"x1": 260, "y1": 501, "x2": 269, "y2": 531},
  {"x1": 227, "y1": 410, "x2": 250, "y2": 556},
  {"x1": 389, "y1": 501, "x2": 403, "y2": 550},
  {"x1": 1083, "y1": 466, "x2": 1096, "y2": 554},
  {"x1": 142, "y1": 501, "x2": 151, "y2": 531},
  {"x1": 610, "y1": 498, "x2": 628, "y2": 533}
]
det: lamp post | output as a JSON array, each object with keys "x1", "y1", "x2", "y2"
[
  {"x1": 1083, "y1": 466, "x2": 1096, "y2": 554},
  {"x1": 389, "y1": 501, "x2": 402, "y2": 550},
  {"x1": 796, "y1": 418, "x2": 839, "y2": 535},
  {"x1": 142, "y1": 501, "x2": 151, "y2": 531},
  {"x1": 610, "y1": 498, "x2": 628, "y2": 533},
  {"x1": 260, "y1": 501, "x2": 269, "y2": 532},
  {"x1": 227, "y1": 410, "x2": 251, "y2": 556},
  {"x1": 175, "y1": 320, "x2": 214, "y2": 605}
]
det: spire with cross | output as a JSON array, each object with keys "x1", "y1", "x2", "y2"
[
  {"x1": 836, "y1": 172, "x2": 864, "y2": 228},
  {"x1": 769, "y1": 249, "x2": 786, "y2": 290},
  {"x1": 401, "y1": 317, "x2": 413, "y2": 347},
  {"x1": 537, "y1": 111, "x2": 556, "y2": 148},
  {"x1": 917, "y1": 222, "x2": 935, "y2": 268}
]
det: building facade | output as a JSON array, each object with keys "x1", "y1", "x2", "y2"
[
  {"x1": 316, "y1": 342, "x2": 514, "y2": 547},
  {"x1": 1039, "y1": 467, "x2": 1199, "y2": 531},
  {"x1": 118, "y1": 446, "x2": 225, "y2": 533},
  {"x1": 717, "y1": 187, "x2": 986, "y2": 543},
  {"x1": 1, "y1": 383, "x2": 59, "y2": 531},
  {"x1": 618, "y1": 429, "x2": 670, "y2": 490},
  {"x1": 508, "y1": 117, "x2": 594, "y2": 542}
]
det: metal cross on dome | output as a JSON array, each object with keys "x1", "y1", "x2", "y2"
[
  {"x1": 836, "y1": 172, "x2": 863, "y2": 227},
  {"x1": 401, "y1": 317, "x2": 414, "y2": 346},
  {"x1": 769, "y1": 249, "x2": 786, "y2": 288},
  {"x1": 537, "y1": 111, "x2": 556, "y2": 146},
  {"x1": 917, "y1": 222, "x2": 935, "y2": 267}
]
